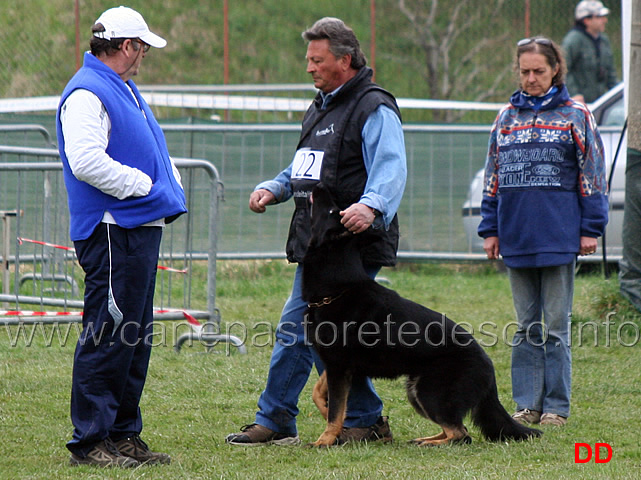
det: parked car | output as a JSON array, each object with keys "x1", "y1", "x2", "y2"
[{"x1": 462, "y1": 83, "x2": 626, "y2": 259}]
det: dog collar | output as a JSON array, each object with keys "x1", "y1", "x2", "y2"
[{"x1": 308, "y1": 291, "x2": 345, "y2": 308}]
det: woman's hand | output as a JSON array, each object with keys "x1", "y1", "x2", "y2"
[
  {"x1": 579, "y1": 236, "x2": 598, "y2": 256},
  {"x1": 483, "y1": 236, "x2": 500, "y2": 260}
]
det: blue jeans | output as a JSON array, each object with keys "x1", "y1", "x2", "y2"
[
  {"x1": 255, "y1": 264, "x2": 384, "y2": 435},
  {"x1": 507, "y1": 261, "x2": 575, "y2": 418}
]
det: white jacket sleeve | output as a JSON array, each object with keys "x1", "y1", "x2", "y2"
[{"x1": 60, "y1": 89, "x2": 152, "y2": 200}]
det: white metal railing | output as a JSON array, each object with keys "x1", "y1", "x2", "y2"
[{"x1": 0, "y1": 147, "x2": 245, "y2": 352}]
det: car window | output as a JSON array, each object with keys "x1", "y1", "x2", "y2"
[{"x1": 600, "y1": 97, "x2": 625, "y2": 126}]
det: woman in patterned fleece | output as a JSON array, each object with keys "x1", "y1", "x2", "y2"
[{"x1": 478, "y1": 37, "x2": 608, "y2": 427}]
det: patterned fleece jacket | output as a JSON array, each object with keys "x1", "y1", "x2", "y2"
[{"x1": 478, "y1": 85, "x2": 609, "y2": 268}]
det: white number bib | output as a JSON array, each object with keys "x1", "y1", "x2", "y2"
[{"x1": 291, "y1": 148, "x2": 324, "y2": 180}]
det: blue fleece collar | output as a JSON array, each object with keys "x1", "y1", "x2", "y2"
[{"x1": 510, "y1": 84, "x2": 571, "y2": 111}]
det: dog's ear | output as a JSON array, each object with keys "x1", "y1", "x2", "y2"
[
  {"x1": 309, "y1": 183, "x2": 347, "y2": 247},
  {"x1": 310, "y1": 183, "x2": 339, "y2": 219},
  {"x1": 310, "y1": 183, "x2": 333, "y2": 208},
  {"x1": 355, "y1": 229, "x2": 382, "y2": 249}
]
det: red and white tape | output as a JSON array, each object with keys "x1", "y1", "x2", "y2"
[
  {"x1": 17, "y1": 237, "x2": 188, "y2": 273},
  {"x1": 0, "y1": 310, "x2": 82, "y2": 316},
  {"x1": 18, "y1": 237, "x2": 75, "y2": 252},
  {"x1": 182, "y1": 311, "x2": 204, "y2": 333},
  {"x1": 0, "y1": 308, "x2": 202, "y2": 318}
]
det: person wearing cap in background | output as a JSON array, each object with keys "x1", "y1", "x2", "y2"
[
  {"x1": 562, "y1": 0, "x2": 618, "y2": 103},
  {"x1": 56, "y1": 6, "x2": 186, "y2": 468}
]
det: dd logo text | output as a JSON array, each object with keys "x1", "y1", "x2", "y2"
[{"x1": 574, "y1": 443, "x2": 612, "y2": 463}]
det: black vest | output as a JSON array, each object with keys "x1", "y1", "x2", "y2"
[{"x1": 286, "y1": 67, "x2": 401, "y2": 266}]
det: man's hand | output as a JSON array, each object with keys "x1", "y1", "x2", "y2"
[
  {"x1": 249, "y1": 189, "x2": 276, "y2": 213},
  {"x1": 340, "y1": 203, "x2": 376, "y2": 234}
]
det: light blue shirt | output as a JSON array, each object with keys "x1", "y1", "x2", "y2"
[{"x1": 256, "y1": 101, "x2": 407, "y2": 228}]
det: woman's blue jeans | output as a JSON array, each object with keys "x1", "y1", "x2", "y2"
[
  {"x1": 255, "y1": 264, "x2": 383, "y2": 435},
  {"x1": 507, "y1": 261, "x2": 575, "y2": 418}
]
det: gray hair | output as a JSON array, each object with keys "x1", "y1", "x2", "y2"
[{"x1": 302, "y1": 17, "x2": 367, "y2": 69}]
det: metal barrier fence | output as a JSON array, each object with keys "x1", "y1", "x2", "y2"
[
  {"x1": 0, "y1": 116, "x2": 497, "y2": 259},
  {"x1": 1, "y1": 122, "x2": 622, "y2": 264},
  {"x1": 0, "y1": 124, "x2": 55, "y2": 148},
  {"x1": 160, "y1": 124, "x2": 493, "y2": 261},
  {"x1": 0, "y1": 146, "x2": 245, "y2": 353}
]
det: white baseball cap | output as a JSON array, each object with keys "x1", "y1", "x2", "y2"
[
  {"x1": 93, "y1": 6, "x2": 167, "y2": 48},
  {"x1": 575, "y1": 1, "x2": 610, "y2": 20}
]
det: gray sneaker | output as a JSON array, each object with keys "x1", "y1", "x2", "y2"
[
  {"x1": 69, "y1": 438, "x2": 140, "y2": 468},
  {"x1": 225, "y1": 423, "x2": 301, "y2": 446},
  {"x1": 512, "y1": 409, "x2": 542, "y2": 425},
  {"x1": 113, "y1": 435, "x2": 171, "y2": 465},
  {"x1": 540, "y1": 413, "x2": 567, "y2": 426}
]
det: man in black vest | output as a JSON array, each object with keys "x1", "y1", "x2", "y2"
[{"x1": 226, "y1": 17, "x2": 407, "y2": 446}]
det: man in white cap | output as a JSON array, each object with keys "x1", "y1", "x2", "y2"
[
  {"x1": 562, "y1": 1, "x2": 618, "y2": 103},
  {"x1": 57, "y1": 6, "x2": 186, "y2": 468}
]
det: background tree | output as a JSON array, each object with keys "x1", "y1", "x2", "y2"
[
  {"x1": 397, "y1": 0, "x2": 512, "y2": 122},
  {"x1": 619, "y1": 0, "x2": 641, "y2": 311},
  {"x1": 0, "y1": 0, "x2": 623, "y2": 124}
]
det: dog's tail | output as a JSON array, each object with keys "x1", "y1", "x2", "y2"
[{"x1": 471, "y1": 381, "x2": 542, "y2": 442}]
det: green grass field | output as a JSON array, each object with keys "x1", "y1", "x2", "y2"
[{"x1": 1, "y1": 261, "x2": 640, "y2": 479}]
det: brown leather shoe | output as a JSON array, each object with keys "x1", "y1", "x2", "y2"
[
  {"x1": 113, "y1": 435, "x2": 171, "y2": 465},
  {"x1": 336, "y1": 416, "x2": 393, "y2": 445},
  {"x1": 69, "y1": 438, "x2": 140, "y2": 468},
  {"x1": 225, "y1": 423, "x2": 301, "y2": 446}
]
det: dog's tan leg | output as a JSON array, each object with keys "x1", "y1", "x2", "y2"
[
  {"x1": 411, "y1": 425, "x2": 471, "y2": 446},
  {"x1": 310, "y1": 372, "x2": 351, "y2": 447},
  {"x1": 312, "y1": 372, "x2": 329, "y2": 420},
  {"x1": 409, "y1": 430, "x2": 447, "y2": 444}
]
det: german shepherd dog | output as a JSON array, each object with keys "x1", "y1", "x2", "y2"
[{"x1": 302, "y1": 183, "x2": 542, "y2": 447}]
